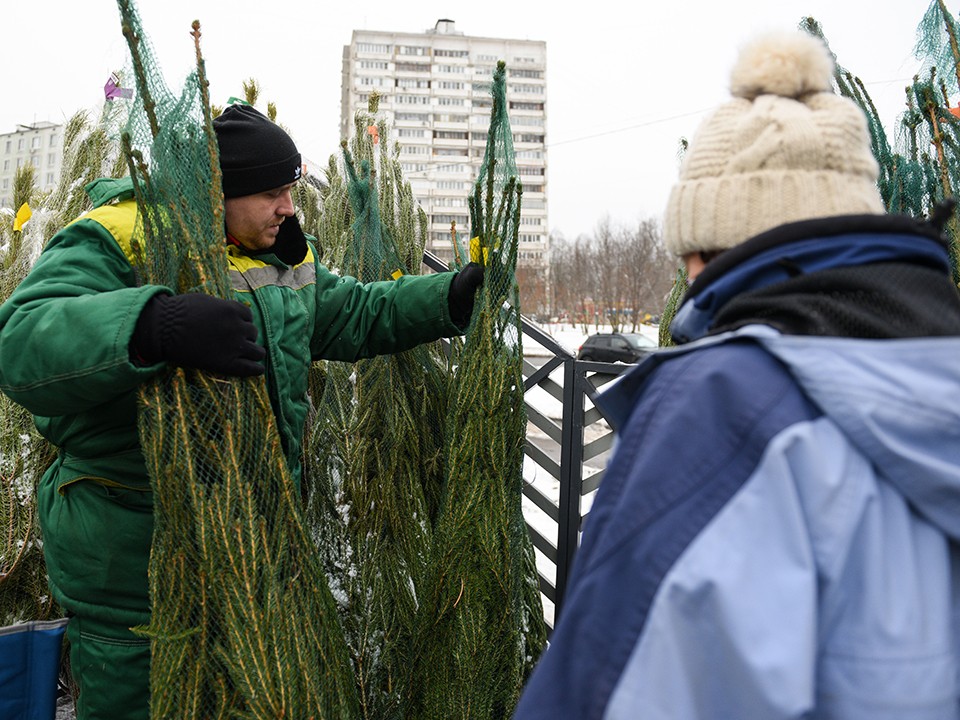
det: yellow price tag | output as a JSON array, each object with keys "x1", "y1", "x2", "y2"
[
  {"x1": 13, "y1": 203, "x2": 32, "y2": 232},
  {"x1": 391, "y1": 269, "x2": 404, "y2": 280},
  {"x1": 469, "y1": 236, "x2": 489, "y2": 264}
]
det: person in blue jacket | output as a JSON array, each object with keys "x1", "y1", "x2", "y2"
[{"x1": 514, "y1": 31, "x2": 960, "y2": 720}]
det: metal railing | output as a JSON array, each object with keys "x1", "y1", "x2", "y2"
[
  {"x1": 519, "y1": 322, "x2": 629, "y2": 626},
  {"x1": 422, "y1": 251, "x2": 632, "y2": 627}
]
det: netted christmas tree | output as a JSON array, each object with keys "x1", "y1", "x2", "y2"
[
  {"x1": 303, "y1": 68, "x2": 547, "y2": 718},
  {"x1": 115, "y1": 1, "x2": 358, "y2": 716},
  {"x1": 802, "y1": 2, "x2": 960, "y2": 284},
  {"x1": 302, "y1": 93, "x2": 449, "y2": 720},
  {"x1": 408, "y1": 60, "x2": 548, "y2": 719}
]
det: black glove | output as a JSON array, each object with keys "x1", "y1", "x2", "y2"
[
  {"x1": 132, "y1": 293, "x2": 266, "y2": 377},
  {"x1": 448, "y1": 262, "x2": 485, "y2": 328}
]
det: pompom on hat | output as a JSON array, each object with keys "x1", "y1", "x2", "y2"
[
  {"x1": 663, "y1": 31, "x2": 885, "y2": 257},
  {"x1": 213, "y1": 104, "x2": 302, "y2": 198}
]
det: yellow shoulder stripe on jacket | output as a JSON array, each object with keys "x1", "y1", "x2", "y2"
[
  {"x1": 67, "y1": 199, "x2": 141, "y2": 265},
  {"x1": 225, "y1": 243, "x2": 315, "y2": 272}
]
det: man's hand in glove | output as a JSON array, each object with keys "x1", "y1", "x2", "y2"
[
  {"x1": 131, "y1": 293, "x2": 266, "y2": 377},
  {"x1": 448, "y1": 262, "x2": 485, "y2": 328}
]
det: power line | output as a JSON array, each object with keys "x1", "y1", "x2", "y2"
[
  {"x1": 546, "y1": 108, "x2": 712, "y2": 148},
  {"x1": 545, "y1": 76, "x2": 916, "y2": 149}
]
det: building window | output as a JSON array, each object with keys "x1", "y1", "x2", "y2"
[
  {"x1": 357, "y1": 42, "x2": 389, "y2": 54},
  {"x1": 435, "y1": 49, "x2": 468, "y2": 58},
  {"x1": 511, "y1": 84, "x2": 542, "y2": 94},
  {"x1": 512, "y1": 115, "x2": 543, "y2": 126},
  {"x1": 31, "y1": 156, "x2": 40, "y2": 167},
  {"x1": 509, "y1": 101, "x2": 544, "y2": 111},
  {"x1": 520, "y1": 233, "x2": 542, "y2": 243},
  {"x1": 511, "y1": 69, "x2": 543, "y2": 79},
  {"x1": 2, "y1": 160, "x2": 7, "y2": 171},
  {"x1": 395, "y1": 112, "x2": 431, "y2": 122},
  {"x1": 515, "y1": 133, "x2": 545, "y2": 144},
  {"x1": 432, "y1": 214, "x2": 469, "y2": 226},
  {"x1": 516, "y1": 150, "x2": 544, "y2": 159},
  {"x1": 360, "y1": 60, "x2": 388, "y2": 70},
  {"x1": 437, "y1": 97, "x2": 464, "y2": 106},
  {"x1": 521, "y1": 216, "x2": 542, "y2": 226},
  {"x1": 397, "y1": 128, "x2": 426, "y2": 138},
  {"x1": 434, "y1": 130, "x2": 468, "y2": 140},
  {"x1": 49, "y1": 134, "x2": 58, "y2": 147},
  {"x1": 398, "y1": 45, "x2": 427, "y2": 56},
  {"x1": 437, "y1": 180, "x2": 468, "y2": 190},
  {"x1": 438, "y1": 81, "x2": 464, "y2": 90},
  {"x1": 434, "y1": 148, "x2": 468, "y2": 157},
  {"x1": 518, "y1": 166, "x2": 544, "y2": 176},
  {"x1": 477, "y1": 54, "x2": 498, "y2": 62},
  {"x1": 1, "y1": 179, "x2": 7, "y2": 190},
  {"x1": 397, "y1": 77, "x2": 430, "y2": 89},
  {"x1": 436, "y1": 64, "x2": 465, "y2": 74},
  {"x1": 31, "y1": 136, "x2": 41, "y2": 149},
  {"x1": 432, "y1": 196, "x2": 467, "y2": 207},
  {"x1": 46, "y1": 173, "x2": 55, "y2": 184},
  {"x1": 4, "y1": 141, "x2": 10, "y2": 153},
  {"x1": 395, "y1": 61, "x2": 429, "y2": 73},
  {"x1": 400, "y1": 145, "x2": 429, "y2": 155},
  {"x1": 360, "y1": 77, "x2": 388, "y2": 87},
  {"x1": 396, "y1": 95, "x2": 430, "y2": 105},
  {"x1": 48, "y1": 153, "x2": 56, "y2": 166},
  {"x1": 514, "y1": 56, "x2": 539, "y2": 64},
  {"x1": 18, "y1": 139, "x2": 25, "y2": 151},
  {"x1": 434, "y1": 114, "x2": 468, "y2": 123},
  {"x1": 524, "y1": 184, "x2": 544, "y2": 192}
]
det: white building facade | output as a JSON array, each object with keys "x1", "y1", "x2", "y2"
[
  {"x1": 341, "y1": 19, "x2": 548, "y2": 269},
  {"x1": 0, "y1": 122, "x2": 63, "y2": 209}
]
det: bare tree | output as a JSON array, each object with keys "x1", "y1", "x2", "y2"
[{"x1": 546, "y1": 216, "x2": 678, "y2": 332}]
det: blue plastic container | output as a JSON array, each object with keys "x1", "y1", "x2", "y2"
[{"x1": 0, "y1": 619, "x2": 68, "y2": 720}]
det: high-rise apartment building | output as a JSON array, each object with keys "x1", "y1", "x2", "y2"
[
  {"x1": 0, "y1": 122, "x2": 63, "y2": 209},
  {"x1": 340, "y1": 19, "x2": 548, "y2": 269}
]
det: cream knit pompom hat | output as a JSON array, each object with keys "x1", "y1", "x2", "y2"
[{"x1": 663, "y1": 31, "x2": 885, "y2": 257}]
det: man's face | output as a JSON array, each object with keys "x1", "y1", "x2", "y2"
[{"x1": 224, "y1": 182, "x2": 296, "y2": 252}]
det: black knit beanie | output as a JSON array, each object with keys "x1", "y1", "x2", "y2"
[{"x1": 213, "y1": 105, "x2": 302, "y2": 198}]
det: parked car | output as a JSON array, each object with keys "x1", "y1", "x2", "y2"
[{"x1": 577, "y1": 332, "x2": 657, "y2": 363}]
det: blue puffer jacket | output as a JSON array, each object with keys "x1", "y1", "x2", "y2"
[{"x1": 515, "y1": 217, "x2": 960, "y2": 719}]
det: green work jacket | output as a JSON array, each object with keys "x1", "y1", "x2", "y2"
[{"x1": 0, "y1": 177, "x2": 460, "y2": 625}]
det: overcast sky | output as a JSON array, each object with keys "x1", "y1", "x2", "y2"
[{"x1": 4, "y1": 0, "x2": 927, "y2": 239}]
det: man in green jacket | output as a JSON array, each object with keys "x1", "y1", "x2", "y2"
[{"x1": 0, "y1": 104, "x2": 482, "y2": 720}]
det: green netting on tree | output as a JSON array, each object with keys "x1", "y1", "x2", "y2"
[
  {"x1": 803, "y1": 6, "x2": 960, "y2": 284},
  {"x1": 409, "y1": 60, "x2": 548, "y2": 719},
  {"x1": 115, "y1": 1, "x2": 358, "y2": 717},
  {"x1": 302, "y1": 97, "x2": 450, "y2": 720}
]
